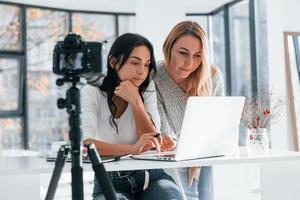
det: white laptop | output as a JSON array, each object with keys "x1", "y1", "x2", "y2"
[{"x1": 131, "y1": 96, "x2": 245, "y2": 161}]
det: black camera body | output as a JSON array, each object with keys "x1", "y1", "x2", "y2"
[{"x1": 53, "y1": 33, "x2": 102, "y2": 76}]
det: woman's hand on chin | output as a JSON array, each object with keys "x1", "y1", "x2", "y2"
[{"x1": 114, "y1": 80, "x2": 141, "y2": 104}]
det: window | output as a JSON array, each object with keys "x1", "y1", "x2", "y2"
[
  {"x1": 72, "y1": 13, "x2": 117, "y2": 74},
  {"x1": 0, "y1": 58, "x2": 21, "y2": 111},
  {"x1": 0, "y1": 4, "x2": 24, "y2": 149},
  {"x1": 211, "y1": 11, "x2": 227, "y2": 93},
  {"x1": 0, "y1": 57, "x2": 23, "y2": 149},
  {"x1": 0, "y1": 4, "x2": 21, "y2": 51},
  {"x1": 255, "y1": 0, "x2": 268, "y2": 93},
  {"x1": 26, "y1": 8, "x2": 69, "y2": 150},
  {"x1": 229, "y1": 0, "x2": 252, "y2": 97},
  {"x1": 118, "y1": 15, "x2": 136, "y2": 35},
  {"x1": 72, "y1": 13, "x2": 116, "y2": 42},
  {"x1": 0, "y1": 118, "x2": 22, "y2": 149}
]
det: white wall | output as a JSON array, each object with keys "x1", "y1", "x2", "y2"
[
  {"x1": 267, "y1": 0, "x2": 300, "y2": 150},
  {"x1": 282, "y1": 0, "x2": 300, "y2": 31},
  {"x1": 135, "y1": 0, "x2": 185, "y2": 60}
]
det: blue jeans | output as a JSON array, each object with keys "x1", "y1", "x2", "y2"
[
  {"x1": 178, "y1": 167, "x2": 213, "y2": 200},
  {"x1": 93, "y1": 169, "x2": 183, "y2": 200}
]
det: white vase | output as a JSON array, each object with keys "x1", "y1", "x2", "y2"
[{"x1": 247, "y1": 128, "x2": 269, "y2": 155}]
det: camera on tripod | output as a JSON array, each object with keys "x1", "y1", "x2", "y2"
[
  {"x1": 52, "y1": 33, "x2": 102, "y2": 77},
  {"x1": 46, "y1": 33, "x2": 117, "y2": 200}
]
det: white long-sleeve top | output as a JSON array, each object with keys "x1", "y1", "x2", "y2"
[{"x1": 81, "y1": 80, "x2": 160, "y2": 144}]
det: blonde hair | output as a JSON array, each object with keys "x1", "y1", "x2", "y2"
[{"x1": 163, "y1": 21, "x2": 216, "y2": 96}]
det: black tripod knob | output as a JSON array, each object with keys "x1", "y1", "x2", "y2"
[
  {"x1": 57, "y1": 98, "x2": 66, "y2": 109},
  {"x1": 56, "y1": 78, "x2": 65, "y2": 86}
]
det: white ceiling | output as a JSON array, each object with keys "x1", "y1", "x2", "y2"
[{"x1": 3, "y1": 0, "x2": 235, "y2": 13}]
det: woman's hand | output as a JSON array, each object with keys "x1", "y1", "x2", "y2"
[
  {"x1": 160, "y1": 134, "x2": 177, "y2": 151},
  {"x1": 188, "y1": 167, "x2": 201, "y2": 188},
  {"x1": 139, "y1": 133, "x2": 177, "y2": 152},
  {"x1": 131, "y1": 132, "x2": 161, "y2": 155},
  {"x1": 114, "y1": 80, "x2": 140, "y2": 104}
]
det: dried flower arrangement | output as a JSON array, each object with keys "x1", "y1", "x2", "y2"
[{"x1": 241, "y1": 92, "x2": 285, "y2": 129}]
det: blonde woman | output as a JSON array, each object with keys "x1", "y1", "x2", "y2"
[{"x1": 154, "y1": 21, "x2": 224, "y2": 200}]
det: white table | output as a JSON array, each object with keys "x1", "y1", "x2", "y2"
[{"x1": 1, "y1": 147, "x2": 300, "y2": 200}]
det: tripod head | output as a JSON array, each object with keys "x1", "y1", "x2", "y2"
[{"x1": 56, "y1": 76, "x2": 81, "y2": 116}]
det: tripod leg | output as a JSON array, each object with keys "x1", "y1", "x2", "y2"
[
  {"x1": 45, "y1": 145, "x2": 69, "y2": 200},
  {"x1": 71, "y1": 144, "x2": 84, "y2": 200},
  {"x1": 87, "y1": 144, "x2": 117, "y2": 200}
]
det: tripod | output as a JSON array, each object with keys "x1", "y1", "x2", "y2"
[{"x1": 45, "y1": 76, "x2": 117, "y2": 200}]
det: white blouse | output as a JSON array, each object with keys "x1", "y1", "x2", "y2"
[{"x1": 81, "y1": 80, "x2": 160, "y2": 144}]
